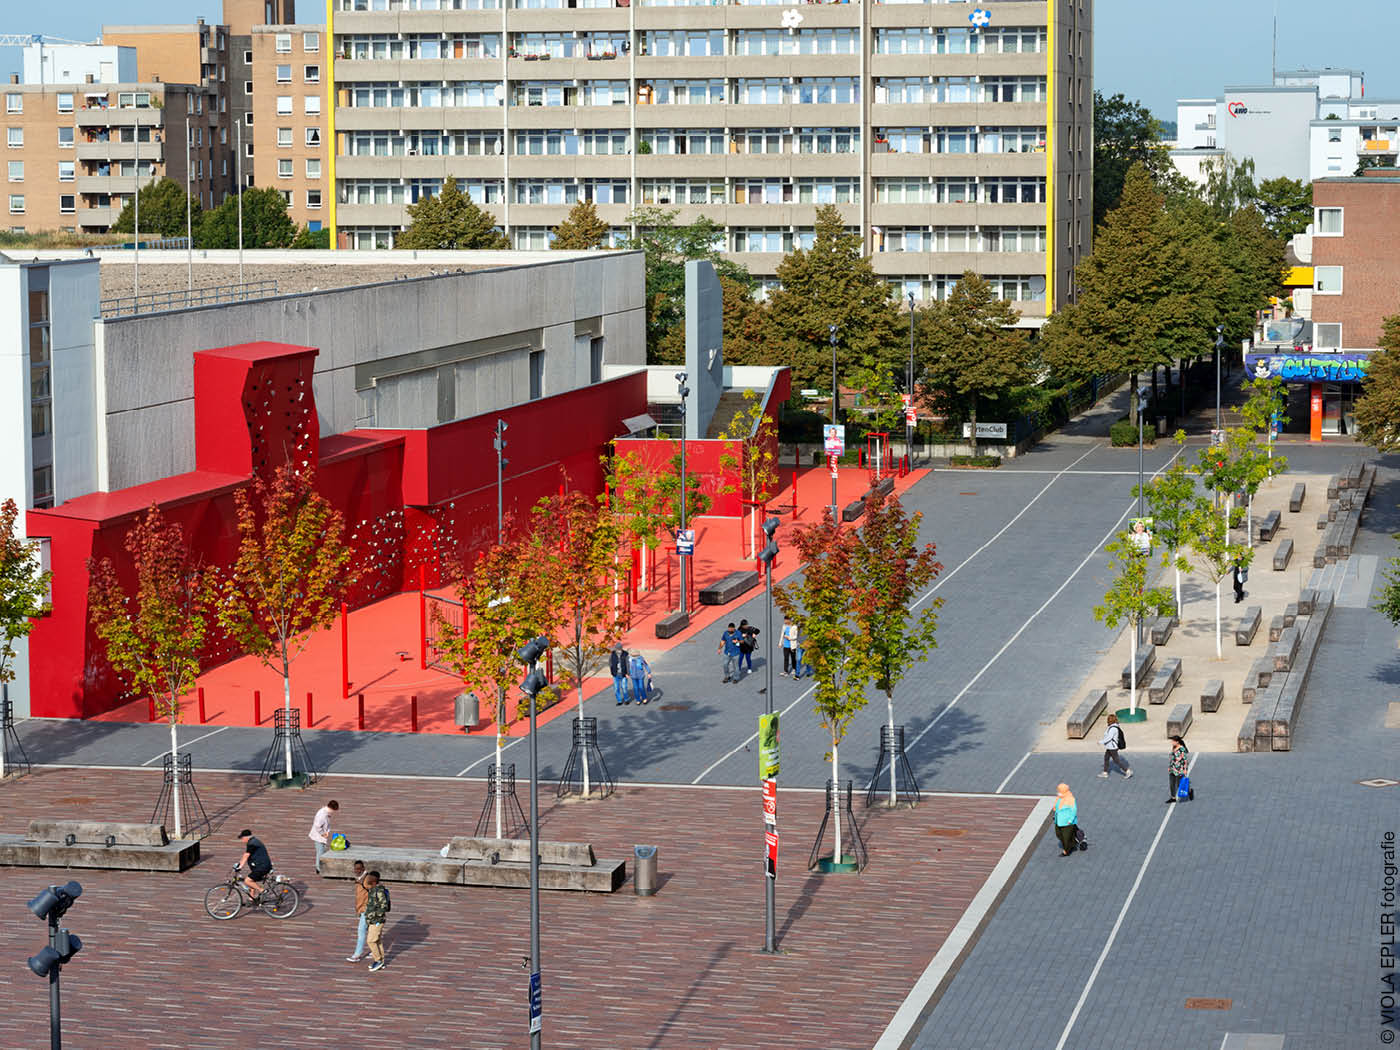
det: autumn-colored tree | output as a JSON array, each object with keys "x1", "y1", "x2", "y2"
[
  {"x1": 718, "y1": 389, "x2": 780, "y2": 557},
  {"x1": 773, "y1": 510, "x2": 873, "y2": 867},
  {"x1": 851, "y1": 491, "x2": 942, "y2": 806},
  {"x1": 1094, "y1": 531, "x2": 1177, "y2": 715},
  {"x1": 550, "y1": 200, "x2": 610, "y2": 250},
  {"x1": 0, "y1": 498, "x2": 50, "y2": 778},
  {"x1": 88, "y1": 507, "x2": 214, "y2": 835},
  {"x1": 1355, "y1": 314, "x2": 1400, "y2": 453},
  {"x1": 219, "y1": 464, "x2": 352, "y2": 780}
]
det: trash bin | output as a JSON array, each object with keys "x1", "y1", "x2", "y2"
[
  {"x1": 1156, "y1": 416, "x2": 1168, "y2": 437},
  {"x1": 454, "y1": 692, "x2": 479, "y2": 730},
  {"x1": 633, "y1": 844, "x2": 658, "y2": 897}
]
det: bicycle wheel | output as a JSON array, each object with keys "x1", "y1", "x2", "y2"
[
  {"x1": 204, "y1": 884, "x2": 242, "y2": 920},
  {"x1": 261, "y1": 881, "x2": 299, "y2": 919}
]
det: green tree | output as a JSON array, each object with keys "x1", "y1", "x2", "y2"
[
  {"x1": 850, "y1": 491, "x2": 942, "y2": 806},
  {"x1": 1135, "y1": 435, "x2": 1197, "y2": 617},
  {"x1": 111, "y1": 178, "x2": 202, "y2": 238},
  {"x1": 290, "y1": 225, "x2": 331, "y2": 249},
  {"x1": 1092, "y1": 91, "x2": 1174, "y2": 226},
  {"x1": 0, "y1": 497, "x2": 50, "y2": 778},
  {"x1": 1375, "y1": 533, "x2": 1400, "y2": 627},
  {"x1": 765, "y1": 204, "x2": 903, "y2": 397},
  {"x1": 916, "y1": 272, "x2": 1030, "y2": 455},
  {"x1": 717, "y1": 389, "x2": 780, "y2": 556},
  {"x1": 1240, "y1": 373, "x2": 1290, "y2": 468},
  {"x1": 218, "y1": 464, "x2": 352, "y2": 780},
  {"x1": 1183, "y1": 495, "x2": 1252, "y2": 659},
  {"x1": 1198, "y1": 153, "x2": 1258, "y2": 219},
  {"x1": 1093, "y1": 531, "x2": 1176, "y2": 715},
  {"x1": 1211, "y1": 205, "x2": 1287, "y2": 345},
  {"x1": 87, "y1": 507, "x2": 213, "y2": 836},
  {"x1": 1254, "y1": 177, "x2": 1313, "y2": 239},
  {"x1": 1355, "y1": 314, "x2": 1400, "y2": 452},
  {"x1": 772, "y1": 510, "x2": 873, "y2": 868},
  {"x1": 198, "y1": 188, "x2": 296, "y2": 249},
  {"x1": 398, "y1": 177, "x2": 509, "y2": 250},
  {"x1": 550, "y1": 200, "x2": 610, "y2": 250}
]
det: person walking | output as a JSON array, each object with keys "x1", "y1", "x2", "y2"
[
  {"x1": 738, "y1": 619, "x2": 759, "y2": 676},
  {"x1": 1053, "y1": 783, "x2": 1079, "y2": 858},
  {"x1": 780, "y1": 619, "x2": 798, "y2": 677},
  {"x1": 309, "y1": 799, "x2": 339, "y2": 874},
  {"x1": 793, "y1": 627, "x2": 809, "y2": 679},
  {"x1": 364, "y1": 870, "x2": 391, "y2": 972},
  {"x1": 1097, "y1": 714, "x2": 1132, "y2": 779},
  {"x1": 1167, "y1": 735, "x2": 1193, "y2": 803},
  {"x1": 609, "y1": 643, "x2": 631, "y2": 705},
  {"x1": 718, "y1": 623, "x2": 741, "y2": 683},
  {"x1": 347, "y1": 860, "x2": 369, "y2": 962},
  {"x1": 1232, "y1": 559, "x2": 1247, "y2": 604},
  {"x1": 629, "y1": 651, "x2": 652, "y2": 705}
]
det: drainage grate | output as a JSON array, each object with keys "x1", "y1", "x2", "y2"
[
  {"x1": 926, "y1": 828, "x2": 967, "y2": 837},
  {"x1": 957, "y1": 492, "x2": 977, "y2": 496},
  {"x1": 658, "y1": 703, "x2": 691, "y2": 712},
  {"x1": 1358, "y1": 778, "x2": 1400, "y2": 788},
  {"x1": 1184, "y1": 998, "x2": 1232, "y2": 1010}
]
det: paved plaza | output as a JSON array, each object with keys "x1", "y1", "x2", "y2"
[{"x1": 2, "y1": 389, "x2": 1397, "y2": 1048}]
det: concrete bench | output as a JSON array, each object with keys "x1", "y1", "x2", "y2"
[
  {"x1": 1236, "y1": 710, "x2": 1261, "y2": 752},
  {"x1": 1252, "y1": 686, "x2": 1282, "y2": 752},
  {"x1": 1201, "y1": 679, "x2": 1224, "y2": 713},
  {"x1": 1289, "y1": 482, "x2": 1305, "y2": 513},
  {"x1": 654, "y1": 611, "x2": 689, "y2": 639},
  {"x1": 1234, "y1": 606, "x2": 1261, "y2": 646},
  {"x1": 320, "y1": 837, "x2": 626, "y2": 893},
  {"x1": 1148, "y1": 657, "x2": 1182, "y2": 705},
  {"x1": 1241, "y1": 658, "x2": 1273, "y2": 703},
  {"x1": 1268, "y1": 615, "x2": 1284, "y2": 643},
  {"x1": 1272, "y1": 626, "x2": 1301, "y2": 672},
  {"x1": 1283, "y1": 602, "x2": 1298, "y2": 628},
  {"x1": 1254, "y1": 509, "x2": 1281, "y2": 542},
  {"x1": 1316, "y1": 513, "x2": 1329, "y2": 531},
  {"x1": 1066, "y1": 689, "x2": 1107, "y2": 739},
  {"x1": 698, "y1": 570, "x2": 759, "y2": 606},
  {"x1": 1121, "y1": 643, "x2": 1156, "y2": 690},
  {"x1": 0, "y1": 820, "x2": 199, "y2": 873},
  {"x1": 1272, "y1": 538, "x2": 1293, "y2": 571},
  {"x1": 1166, "y1": 703, "x2": 1193, "y2": 738},
  {"x1": 1149, "y1": 615, "x2": 1177, "y2": 647},
  {"x1": 841, "y1": 499, "x2": 866, "y2": 523},
  {"x1": 1326, "y1": 475, "x2": 1339, "y2": 499},
  {"x1": 1297, "y1": 589, "x2": 1316, "y2": 616},
  {"x1": 1342, "y1": 463, "x2": 1362, "y2": 489},
  {"x1": 872, "y1": 477, "x2": 895, "y2": 497}
]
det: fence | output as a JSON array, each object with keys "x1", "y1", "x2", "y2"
[
  {"x1": 424, "y1": 593, "x2": 464, "y2": 673},
  {"x1": 100, "y1": 278, "x2": 279, "y2": 318}
]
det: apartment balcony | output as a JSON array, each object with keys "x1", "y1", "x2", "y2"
[
  {"x1": 1358, "y1": 138, "x2": 1396, "y2": 154},
  {"x1": 77, "y1": 174, "x2": 162, "y2": 196},
  {"x1": 719, "y1": 152, "x2": 860, "y2": 176},
  {"x1": 508, "y1": 153, "x2": 631, "y2": 178},
  {"x1": 336, "y1": 202, "x2": 411, "y2": 227},
  {"x1": 76, "y1": 107, "x2": 164, "y2": 130},
  {"x1": 635, "y1": 153, "x2": 727, "y2": 176},
  {"x1": 76, "y1": 141, "x2": 165, "y2": 163},
  {"x1": 78, "y1": 204, "x2": 119, "y2": 228},
  {"x1": 335, "y1": 153, "x2": 506, "y2": 178},
  {"x1": 503, "y1": 9, "x2": 629, "y2": 33},
  {"x1": 509, "y1": 103, "x2": 631, "y2": 129}
]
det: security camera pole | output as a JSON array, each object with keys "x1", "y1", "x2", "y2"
[
  {"x1": 518, "y1": 637, "x2": 550, "y2": 1050},
  {"x1": 27, "y1": 880, "x2": 83, "y2": 1050}
]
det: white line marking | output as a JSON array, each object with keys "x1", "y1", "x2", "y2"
[
  {"x1": 873, "y1": 796, "x2": 1055, "y2": 1050},
  {"x1": 140, "y1": 725, "x2": 230, "y2": 766},
  {"x1": 995, "y1": 751, "x2": 1032, "y2": 794},
  {"x1": 456, "y1": 737, "x2": 521, "y2": 777},
  {"x1": 954, "y1": 469, "x2": 1160, "y2": 477},
  {"x1": 912, "y1": 446, "x2": 1098, "y2": 610},
  {"x1": 1053, "y1": 753, "x2": 1198, "y2": 1050},
  {"x1": 690, "y1": 682, "x2": 817, "y2": 784}
]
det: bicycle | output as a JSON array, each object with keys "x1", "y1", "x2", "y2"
[{"x1": 204, "y1": 865, "x2": 300, "y2": 920}]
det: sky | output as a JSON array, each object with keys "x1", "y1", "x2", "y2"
[{"x1": 0, "y1": 0, "x2": 1396, "y2": 122}]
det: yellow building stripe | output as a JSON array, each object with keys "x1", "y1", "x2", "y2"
[{"x1": 326, "y1": 0, "x2": 337, "y2": 249}]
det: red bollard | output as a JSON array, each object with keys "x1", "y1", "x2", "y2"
[
  {"x1": 198, "y1": 687, "x2": 206, "y2": 725},
  {"x1": 410, "y1": 695, "x2": 419, "y2": 733},
  {"x1": 357, "y1": 694, "x2": 365, "y2": 732},
  {"x1": 254, "y1": 690, "x2": 261, "y2": 726},
  {"x1": 148, "y1": 697, "x2": 156, "y2": 722},
  {"x1": 667, "y1": 552, "x2": 674, "y2": 609},
  {"x1": 545, "y1": 648, "x2": 554, "y2": 684},
  {"x1": 340, "y1": 601, "x2": 350, "y2": 699},
  {"x1": 306, "y1": 691, "x2": 314, "y2": 728}
]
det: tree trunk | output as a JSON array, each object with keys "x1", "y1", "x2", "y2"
[
  {"x1": 281, "y1": 643, "x2": 292, "y2": 779},
  {"x1": 1129, "y1": 622, "x2": 1138, "y2": 715},
  {"x1": 1150, "y1": 366, "x2": 1159, "y2": 413},
  {"x1": 969, "y1": 395, "x2": 978, "y2": 459},
  {"x1": 1173, "y1": 556, "x2": 1182, "y2": 621},
  {"x1": 1128, "y1": 372, "x2": 1138, "y2": 427},
  {"x1": 495, "y1": 686, "x2": 505, "y2": 839},
  {"x1": 1215, "y1": 580, "x2": 1222, "y2": 659},
  {"x1": 886, "y1": 692, "x2": 897, "y2": 807},
  {"x1": 579, "y1": 674, "x2": 592, "y2": 798},
  {"x1": 831, "y1": 734, "x2": 842, "y2": 864},
  {"x1": 1178, "y1": 358, "x2": 1186, "y2": 419},
  {"x1": 1247, "y1": 492, "x2": 1253, "y2": 548},
  {"x1": 169, "y1": 710, "x2": 183, "y2": 839}
]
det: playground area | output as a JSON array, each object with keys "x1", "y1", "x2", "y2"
[{"x1": 90, "y1": 461, "x2": 928, "y2": 737}]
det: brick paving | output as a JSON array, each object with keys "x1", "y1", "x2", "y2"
[{"x1": 0, "y1": 769, "x2": 1039, "y2": 1049}]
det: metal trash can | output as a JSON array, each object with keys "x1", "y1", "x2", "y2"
[
  {"x1": 1156, "y1": 416, "x2": 1168, "y2": 437},
  {"x1": 454, "y1": 692, "x2": 479, "y2": 730},
  {"x1": 633, "y1": 844, "x2": 658, "y2": 897}
]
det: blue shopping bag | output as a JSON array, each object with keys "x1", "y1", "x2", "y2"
[{"x1": 1176, "y1": 775, "x2": 1191, "y2": 801}]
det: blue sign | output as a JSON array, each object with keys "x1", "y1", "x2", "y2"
[
  {"x1": 1246, "y1": 352, "x2": 1371, "y2": 383},
  {"x1": 676, "y1": 528, "x2": 695, "y2": 556},
  {"x1": 529, "y1": 971, "x2": 542, "y2": 1034}
]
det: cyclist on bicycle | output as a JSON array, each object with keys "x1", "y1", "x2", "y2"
[{"x1": 237, "y1": 829, "x2": 273, "y2": 901}]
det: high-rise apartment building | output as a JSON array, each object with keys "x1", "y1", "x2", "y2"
[
  {"x1": 251, "y1": 23, "x2": 329, "y2": 229},
  {"x1": 323, "y1": 0, "x2": 1092, "y2": 313}
]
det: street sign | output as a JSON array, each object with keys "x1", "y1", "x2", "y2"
[
  {"x1": 823, "y1": 424, "x2": 846, "y2": 454},
  {"x1": 758, "y1": 712, "x2": 780, "y2": 779},
  {"x1": 676, "y1": 528, "x2": 695, "y2": 556},
  {"x1": 528, "y1": 971, "x2": 542, "y2": 1034},
  {"x1": 762, "y1": 778, "x2": 776, "y2": 826},
  {"x1": 905, "y1": 408, "x2": 918, "y2": 425},
  {"x1": 827, "y1": 452, "x2": 839, "y2": 479},
  {"x1": 765, "y1": 828, "x2": 778, "y2": 878},
  {"x1": 1210, "y1": 428, "x2": 1225, "y2": 446},
  {"x1": 962, "y1": 421, "x2": 1007, "y2": 439}
]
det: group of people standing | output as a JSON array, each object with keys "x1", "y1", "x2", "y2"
[
  {"x1": 608, "y1": 644, "x2": 653, "y2": 705},
  {"x1": 718, "y1": 618, "x2": 809, "y2": 684}
]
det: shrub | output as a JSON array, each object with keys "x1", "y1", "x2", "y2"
[
  {"x1": 1110, "y1": 419, "x2": 1156, "y2": 447},
  {"x1": 950, "y1": 454, "x2": 1001, "y2": 468}
]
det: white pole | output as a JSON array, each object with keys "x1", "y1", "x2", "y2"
[
  {"x1": 133, "y1": 106, "x2": 140, "y2": 302},
  {"x1": 170, "y1": 716, "x2": 183, "y2": 839},
  {"x1": 186, "y1": 115, "x2": 192, "y2": 294},
  {"x1": 1129, "y1": 620, "x2": 1138, "y2": 714},
  {"x1": 236, "y1": 121, "x2": 243, "y2": 285}
]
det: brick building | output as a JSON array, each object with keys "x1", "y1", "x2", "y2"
[
  {"x1": 1311, "y1": 170, "x2": 1400, "y2": 352},
  {"x1": 250, "y1": 23, "x2": 328, "y2": 230}
]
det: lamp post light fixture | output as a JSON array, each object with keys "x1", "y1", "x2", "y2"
[
  {"x1": 757, "y1": 517, "x2": 780, "y2": 954},
  {"x1": 517, "y1": 637, "x2": 550, "y2": 1050},
  {"x1": 494, "y1": 419, "x2": 509, "y2": 544},
  {"x1": 675, "y1": 372, "x2": 691, "y2": 615},
  {"x1": 27, "y1": 880, "x2": 83, "y2": 1050},
  {"x1": 828, "y1": 324, "x2": 839, "y2": 424}
]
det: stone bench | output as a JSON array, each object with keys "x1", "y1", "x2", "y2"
[
  {"x1": 1289, "y1": 482, "x2": 1305, "y2": 513},
  {"x1": 1272, "y1": 538, "x2": 1293, "y2": 571},
  {"x1": 320, "y1": 836, "x2": 626, "y2": 893},
  {"x1": 654, "y1": 611, "x2": 689, "y2": 639},
  {"x1": 1166, "y1": 703, "x2": 1193, "y2": 737},
  {"x1": 1316, "y1": 513, "x2": 1329, "y2": 531},
  {"x1": 1297, "y1": 589, "x2": 1316, "y2": 616},
  {"x1": 1200, "y1": 679, "x2": 1224, "y2": 713},
  {"x1": 1282, "y1": 602, "x2": 1298, "y2": 628},
  {"x1": 841, "y1": 499, "x2": 866, "y2": 523},
  {"x1": 1241, "y1": 658, "x2": 1273, "y2": 703},
  {"x1": 1149, "y1": 615, "x2": 1177, "y2": 647},
  {"x1": 1268, "y1": 615, "x2": 1284, "y2": 643},
  {"x1": 872, "y1": 477, "x2": 895, "y2": 497},
  {"x1": 1254, "y1": 509, "x2": 1281, "y2": 543},
  {"x1": 1121, "y1": 643, "x2": 1156, "y2": 690},
  {"x1": 1251, "y1": 686, "x2": 1282, "y2": 752},
  {"x1": 1234, "y1": 606, "x2": 1261, "y2": 646},
  {"x1": 1066, "y1": 689, "x2": 1107, "y2": 739},
  {"x1": 1272, "y1": 626, "x2": 1301, "y2": 672},
  {"x1": 698, "y1": 571, "x2": 759, "y2": 606},
  {"x1": 0, "y1": 820, "x2": 199, "y2": 872},
  {"x1": 1326, "y1": 474, "x2": 1339, "y2": 499},
  {"x1": 1148, "y1": 657, "x2": 1182, "y2": 705}
]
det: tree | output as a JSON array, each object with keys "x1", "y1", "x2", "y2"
[
  {"x1": 916, "y1": 272, "x2": 1030, "y2": 455},
  {"x1": 1092, "y1": 92, "x2": 1174, "y2": 226},
  {"x1": 1355, "y1": 154, "x2": 1396, "y2": 176},
  {"x1": 850, "y1": 491, "x2": 942, "y2": 806},
  {"x1": 1183, "y1": 495, "x2": 1252, "y2": 659},
  {"x1": 1240, "y1": 374, "x2": 1290, "y2": 470},
  {"x1": 1210, "y1": 205, "x2": 1287, "y2": 345},
  {"x1": 550, "y1": 200, "x2": 610, "y2": 250},
  {"x1": 218, "y1": 464, "x2": 352, "y2": 780},
  {"x1": 532, "y1": 492, "x2": 627, "y2": 798},
  {"x1": 111, "y1": 178, "x2": 201, "y2": 238},
  {"x1": 87, "y1": 507, "x2": 212, "y2": 836},
  {"x1": 1355, "y1": 314, "x2": 1400, "y2": 452},
  {"x1": 1375, "y1": 533, "x2": 1400, "y2": 627},
  {"x1": 1254, "y1": 177, "x2": 1313, "y2": 239},
  {"x1": 765, "y1": 204, "x2": 903, "y2": 395},
  {"x1": 198, "y1": 188, "x2": 296, "y2": 249},
  {"x1": 1198, "y1": 153, "x2": 1258, "y2": 219},
  {"x1": 604, "y1": 438, "x2": 708, "y2": 595},
  {"x1": 290, "y1": 225, "x2": 331, "y2": 249},
  {"x1": 1093, "y1": 531, "x2": 1176, "y2": 715},
  {"x1": 656, "y1": 274, "x2": 769, "y2": 366},
  {"x1": 717, "y1": 389, "x2": 780, "y2": 557},
  {"x1": 0, "y1": 497, "x2": 50, "y2": 777},
  {"x1": 773, "y1": 511, "x2": 873, "y2": 868},
  {"x1": 398, "y1": 177, "x2": 509, "y2": 250},
  {"x1": 1135, "y1": 435, "x2": 1197, "y2": 618}
]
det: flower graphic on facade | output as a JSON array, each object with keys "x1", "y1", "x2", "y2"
[
  {"x1": 969, "y1": 8, "x2": 992, "y2": 28},
  {"x1": 781, "y1": 9, "x2": 805, "y2": 32}
]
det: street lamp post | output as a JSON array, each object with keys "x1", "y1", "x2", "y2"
[
  {"x1": 518, "y1": 638, "x2": 550, "y2": 1050},
  {"x1": 494, "y1": 419, "x2": 508, "y2": 544},
  {"x1": 27, "y1": 880, "x2": 83, "y2": 1050},
  {"x1": 906, "y1": 292, "x2": 916, "y2": 466},
  {"x1": 828, "y1": 325, "x2": 839, "y2": 425},
  {"x1": 1215, "y1": 324, "x2": 1225, "y2": 432},
  {"x1": 1136, "y1": 385, "x2": 1148, "y2": 647},
  {"x1": 676, "y1": 373, "x2": 690, "y2": 615},
  {"x1": 757, "y1": 518, "x2": 779, "y2": 954}
]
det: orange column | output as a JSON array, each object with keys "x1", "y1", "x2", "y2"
[{"x1": 1309, "y1": 383, "x2": 1323, "y2": 442}]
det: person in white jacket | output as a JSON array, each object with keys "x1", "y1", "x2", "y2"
[
  {"x1": 309, "y1": 799, "x2": 339, "y2": 873},
  {"x1": 1097, "y1": 714, "x2": 1132, "y2": 779}
]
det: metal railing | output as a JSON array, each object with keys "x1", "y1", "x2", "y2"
[{"x1": 100, "y1": 278, "x2": 279, "y2": 318}]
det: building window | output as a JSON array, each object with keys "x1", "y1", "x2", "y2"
[
  {"x1": 305, "y1": 127, "x2": 321, "y2": 146},
  {"x1": 1314, "y1": 323, "x2": 1342, "y2": 350},
  {"x1": 1314, "y1": 265, "x2": 1343, "y2": 294},
  {"x1": 32, "y1": 465, "x2": 53, "y2": 508},
  {"x1": 304, "y1": 65, "x2": 320, "y2": 83},
  {"x1": 6, "y1": 128, "x2": 20, "y2": 148},
  {"x1": 307, "y1": 189, "x2": 322, "y2": 209},
  {"x1": 304, "y1": 95, "x2": 321, "y2": 114},
  {"x1": 279, "y1": 190, "x2": 292, "y2": 205},
  {"x1": 244, "y1": 80, "x2": 253, "y2": 95},
  {"x1": 1315, "y1": 207, "x2": 1343, "y2": 236},
  {"x1": 529, "y1": 350, "x2": 545, "y2": 400},
  {"x1": 8, "y1": 194, "x2": 23, "y2": 213},
  {"x1": 277, "y1": 96, "x2": 293, "y2": 115},
  {"x1": 277, "y1": 127, "x2": 293, "y2": 147},
  {"x1": 7, "y1": 161, "x2": 21, "y2": 182},
  {"x1": 589, "y1": 337, "x2": 603, "y2": 383},
  {"x1": 1327, "y1": 127, "x2": 1342, "y2": 143},
  {"x1": 303, "y1": 32, "x2": 320, "y2": 52},
  {"x1": 276, "y1": 64, "x2": 292, "y2": 83},
  {"x1": 276, "y1": 33, "x2": 292, "y2": 53},
  {"x1": 278, "y1": 158, "x2": 293, "y2": 178},
  {"x1": 305, "y1": 158, "x2": 321, "y2": 178},
  {"x1": 59, "y1": 193, "x2": 75, "y2": 214},
  {"x1": 56, "y1": 93, "x2": 73, "y2": 113},
  {"x1": 31, "y1": 401, "x2": 50, "y2": 437},
  {"x1": 245, "y1": 112, "x2": 254, "y2": 126},
  {"x1": 243, "y1": 49, "x2": 253, "y2": 63},
  {"x1": 57, "y1": 127, "x2": 73, "y2": 148},
  {"x1": 58, "y1": 161, "x2": 73, "y2": 182},
  {"x1": 5, "y1": 94, "x2": 21, "y2": 114}
]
